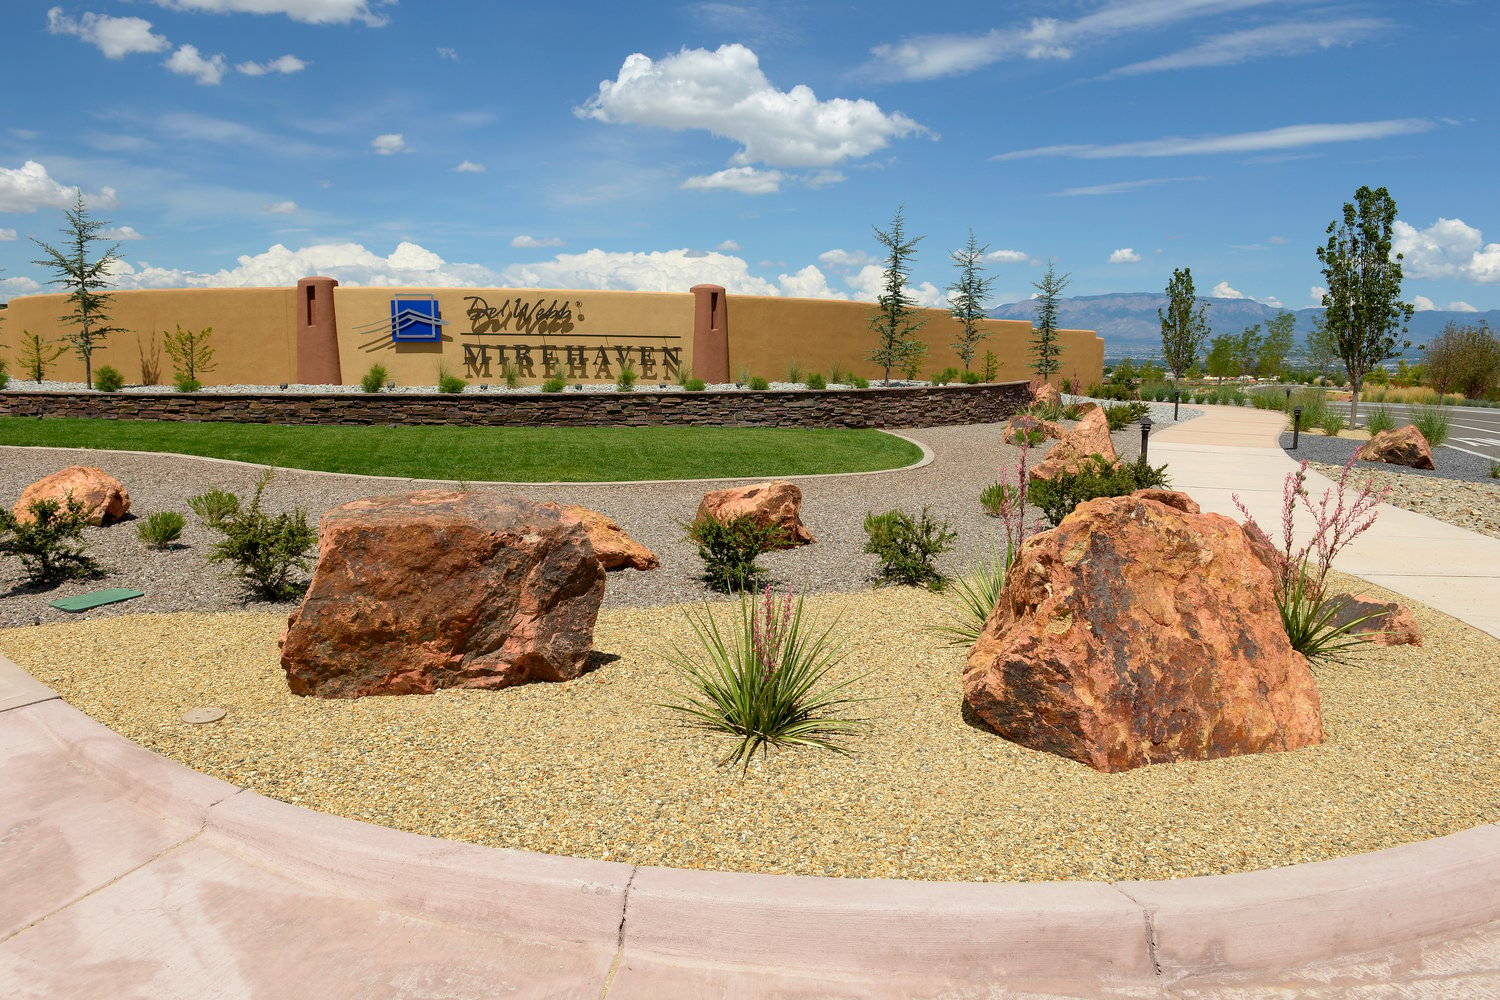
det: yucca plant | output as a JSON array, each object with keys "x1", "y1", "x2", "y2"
[
  {"x1": 930, "y1": 545, "x2": 1010, "y2": 647},
  {"x1": 659, "y1": 586, "x2": 871, "y2": 771}
]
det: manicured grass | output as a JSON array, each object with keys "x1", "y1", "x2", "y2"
[{"x1": 0, "y1": 418, "x2": 924, "y2": 482}]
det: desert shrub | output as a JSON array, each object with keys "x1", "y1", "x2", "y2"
[
  {"x1": 1059, "y1": 403, "x2": 1086, "y2": 420},
  {"x1": 659, "y1": 585, "x2": 869, "y2": 771},
  {"x1": 980, "y1": 481, "x2": 1022, "y2": 517},
  {"x1": 1029, "y1": 397, "x2": 1064, "y2": 422},
  {"x1": 1319, "y1": 411, "x2": 1346, "y2": 436},
  {"x1": 0, "y1": 497, "x2": 104, "y2": 586},
  {"x1": 1489, "y1": 461, "x2": 1500, "y2": 479},
  {"x1": 747, "y1": 376, "x2": 770, "y2": 391},
  {"x1": 1410, "y1": 404, "x2": 1451, "y2": 447},
  {"x1": 616, "y1": 362, "x2": 637, "y2": 392},
  {"x1": 1105, "y1": 401, "x2": 1150, "y2": 431},
  {"x1": 1363, "y1": 405, "x2": 1397, "y2": 435},
  {"x1": 689, "y1": 514, "x2": 786, "y2": 593},
  {"x1": 850, "y1": 376, "x2": 871, "y2": 389},
  {"x1": 93, "y1": 365, "x2": 125, "y2": 392},
  {"x1": 1287, "y1": 389, "x2": 1329, "y2": 430},
  {"x1": 960, "y1": 371, "x2": 981, "y2": 384},
  {"x1": 1027, "y1": 455, "x2": 1172, "y2": 527},
  {"x1": 359, "y1": 363, "x2": 389, "y2": 394},
  {"x1": 137, "y1": 510, "x2": 185, "y2": 550},
  {"x1": 1422, "y1": 319, "x2": 1500, "y2": 399},
  {"x1": 682, "y1": 377, "x2": 707, "y2": 391},
  {"x1": 1249, "y1": 388, "x2": 1286, "y2": 410},
  {"x1": 502, "y1": 362, "x2": 522, "y2": 389},
  {"x1": 173, "y1": 372, "x2": 202, "y2": 393},
  {"x1": 0, "y1": 359, "x2": 8, "y2": 390},
  {"x1": 980, "y1": 351, "x2": 1000, "y2": 381},
  {"x1": 437, "y1": 369, "x2": 467, "y2": 393},
  {"x1": 931, "y1": 367, "x2": 959, "y2": 386},
  {"x1": 805, "y1": 373, "x2": 827, "y2": 390},
  {"x1": 198, "y1": 477, "x2": 317, "y2": 601},
  {"x1": 1085, "y1": 382, "x2": 1133, "y2": 401},
  {"x1": 541, "y1": 375, "x2": 567, "y2": 393},
  {"x1": 862, "y1": 507, "x2": 955, "y2": 590},
  {"x1": 785, "y1": 358, "x2": 802, "y2": 383},
  {"x1": 931, "y1": 547, "x2": 1009, "y2": 648},
  {"x1": 188, "y1": 489, "x2": 239, "y2": 528}
]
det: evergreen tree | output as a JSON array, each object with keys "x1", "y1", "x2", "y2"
[
  {"x1": 947, "y1": 230, "x2": 995, "y2": 372},
  {"x1": 1158, "y1": 267, "x2": 1209, "y2": 384},
  {"x1": 30, "y1": 194, "x2": 125, "y2": 389},
  {"x1": 1029, "y1": 260, "x2": 1069, "y2": 383},
  {"x1": 1315, "y1": 185, "x2": 1414, "y2": 426},
  {"x1": 866, "y1": 205, "x2": 927, "y2": 384}
]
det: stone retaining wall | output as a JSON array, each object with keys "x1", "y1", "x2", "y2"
[{"x1": 0, "y1": 382, "x2": 1031, "y2": 429}]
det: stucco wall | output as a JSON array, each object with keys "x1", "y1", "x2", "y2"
[{"x1": 0, "y1": 283, "x2": 1103, "y2": 389}]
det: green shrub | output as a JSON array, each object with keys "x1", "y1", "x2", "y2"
[
  {"x1": 960, "y1": 371, "x2": 981, "y2": 384},
  {"x1": 1027, "y1": 455, "x2": 1172, "y2": 527},
  {"x1": 785, "y1": 357, "x2": 802, "y2": 383},
  {"x1": 188, "y1": 489, "x2": 239, "y2": 528},
  {"x1": 689, "y1": 514, "x2": 786, "y2": 593},
  {"x1": 541, "y1": 375, "x2": 567, "y2": 393},
  {"x1": 173, "y1": 372, "x2": 202, "y2": 393},
  {"x1": 1410, "y1": 404, "x2": 1451, "y2": 447},
  {"x1": 93, "y1": 365, "x2": 126, "y2": 392},
  {"x1": 0, "y1": 497, "x2": 104, "y2": 586},
  {"x1": 850, "y1": 376, "x2": 870, "y2": 389},
  {"x1": 360, "y1": 363, "x2": 389, "y2": 394},
  {"x1": 980, "y1": 481, "x2": 1022, "y2": 517},
  {"x1": 1104, "y1": 401, "x2": 1151, "y2": 431},
  {"x1": 828, "y1": 364, "x2": 850, "y2": 385},
  {"x1": 437, "y1": 369, "x2": 467, "y2": 393},
  {"x1": 198, "y1": 477, "x2": 317, "y2": 601},
  {"x1": 137, "y1": 510, "x2": 185, "y2": 550},
  {"x1": 659, "y1": 586, "x2": 869, "y2": 772},
  {"x1": 748, "y1": 376, "x2": 770, "y2": 391},
  {"x1": 616, "y1": 362, "x2": 637, "y2": 392},
  {"x1": 682, "y1": 377, "x2": 707, "y2": 392},
  {"x1": 0, "y1": 359, "x2": 8, "y2": 390},
  {"x1": 502, "y1": 362, "x2": 522, "y2": 389},
  {"x1": 1489, "y1": 461, "x2": 1500, "y2": 479},
  {"x1": 1086, "y1": 382, "x2": 1133, "y2": 401},
  {"x1": 980, "y1": 351, "x2": 1000, "y2": 382},
  {"x1": 1029, "y1": 397, "x2": 1064, "y2": 422},
  {"x1": 930, "y1": 547, "x2": 1009, "y2": 647},
  {"x1": 1362, "y1": 405, "x2": 1397, "y2": 435},
  {"x1": 862, "y1": 507, "x2": 955, "y2": 590},
  {"x1": 931, "y1": 367, "x2": 959, "y2": 386},
  {"x1": 163, "y1": 324, "x2": 216, "y2": 384},
  {"x1": 1319, "y1": 411, "x2": 1346, "y2": 436},
  {"x1": 804, "y1": 373, "x2": 827, "y2": 390}
]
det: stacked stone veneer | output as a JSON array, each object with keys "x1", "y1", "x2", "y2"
[{"x1": 0, "y1": 382, "x2": 1030, "y2": 429}]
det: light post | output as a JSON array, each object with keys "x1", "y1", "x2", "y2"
[
  {"x1": 1172, "y1": 390, "x2": 1180, "y2": 421},
  {"x1": 1292, "y1": 406, "x2": 1302, "y2": 449},
  {"x1": 1139, "y1": 413, "x2": 1153, "y2": 465}
]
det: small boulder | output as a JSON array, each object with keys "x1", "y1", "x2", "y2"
[
  {"x1": 1031, "y1": 380, "x2": 1062, "y2": 410},
  {"x1": 963, "y1": 490, "x2": 1324, "y2": 772},
  {"x1": 280, "y1": 491, "x2": 605, "y2": 698},
  {"x1": 1030, "y1": 407, "x2": 1119, "y2": 481},
  {"x1": 1356, "y1": 426, "x2": 1435, "y2": 470},
  {"x1": 544, "y1": 503, "x2": 658, "y2": 572},
  {"x1": 695, "y1": 480, "x2": 814, "y2": 548},
  {"x1": 1329, "y1": 593, "x2": 1422, "y2": 647},
  {"x1": 13, "y1": 466, "x2": 131, "y2": 525},
  {"x1": 1003, "y1": 413, "x2": 1065, "y2": 445}
]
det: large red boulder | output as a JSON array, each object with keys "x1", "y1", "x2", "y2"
[
  {"x1": 963, "y1": 490, "x2": 1324, "y2": 772},
  {"x1": 1030, "y1": 407, "x2": 1119, "y2": 481},
  {"x1": 1356, "y1": 425, "x2": 1435, "y2": 470},
  {"x1": 695, "y1": 480, "x2": 814, "y2": 548},
  {"x1": 543, "y1": 503, "x2": 658, "y2": 572},
  {"x1": 1330, "y1": 593, "x2": 1422, "y2": 647},
  {"x1": 13, "y1": 466, "x2": 130, "y2": 525},
  {"x1": 280, "y1": 491, "x2": 605, "y2": 699},
  {"x1": 1003, "y1": 413, "x2": 1065, "y2": 445}
]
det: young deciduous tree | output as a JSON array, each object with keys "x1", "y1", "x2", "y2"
[
  {"x1": 30, "y1": 194, "x2": 125, "y2": 389},
  {"x1": 1423, "y1": 319, "x2": 1500, "y2": 399},
  {"x1": 1315, "y1": 185, "x2": 1414, "y2": 425},
  {"x1": 866, "y1": 205, "x2": 927, "y2": 384},
  {"x1": 1303, "y1": 312, "x2": 1339, "y2": 381},
  {"x1": 1257, "y1": 311, "x2": 1297, "y2": 379},
  {"x1": 947, "y1": 230, "x2": 995, "y2": 372},
  {"x1": 163, "y1": 325, "x2": 217, "y2": 383},
  {"x1": 1158, "y1": 267, "x2": 1209, "y2": 384},
  {"x1": 1030, "y1": 260, "x2": 1069, "y2": 383}
]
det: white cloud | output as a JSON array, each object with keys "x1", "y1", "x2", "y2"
[
  {"x1": 986, "y1": 249, "x2": 1032, "y2": 264},
  {"x1": 804, "y1": 170, "x2": 844, "y2": 188},
  {"x1": 372, "y1": 133, "x2": 407, "y2": 155},
  {"x1": 503, "y1": 247, "x2": 784, "y2": 295},
  {"x1": 577, "y1": 43, "x2": 927, "y2": 169},
  {"x1": 437, "y1": 47, "x2": 459, "y2": 61},
  {"x1": 996, "y1": 119, "x2": 1435, "y2": 160},
  {"x1": 845, "y1": 264, "x2": 946, "y2": 308},
  {"x1": 147, "y1": 0, "x2": 386, "y2": 26},
  {"x1": 1450, "y1": 300, "x2": 1478, "y2": 312},
  {"x1": 2, "y1": 275, "x2": 43, "y2": 298},
  {"x1": 510, "y1": 235, "x2": 565, "y2": 249},
  {"x1": 1105, "y1": 18, "x2": 1386, "y2": 77},
  {"x1": 681, "y1": 166, "x2": 785, "y2": 195},
  {"x1": 109, "y1": 241, "x2": 498, "y2": 289},
  {"x1": 775, "y1": 264, "x2": 844, "y2": 299},
  {"x1": 46, "y1": 8, "x2": 169, "y2": 59},
  {"x1": 1108, "y1": 248, "x2": 1142, "y2": 264},
  {"x1": 0, "y1": 160, "x2": 118, "y2": 212},
  {"x1": 716, "y1": 239, "x2": 740, "y2": 251},
  {"x1": 165, "y1": 44, "x2": 227, "y2": 85},
  {"x1": 236, "y1": 54, "x2": 307, "y2": 76},
  {"x1": 817, "y1": 248, "x2": 878, "y2": 269},
  {"x1": 1050, "y1": 176, "x2": 1205, "y2": 196},
  {"x1": 100, "y1": 225, "x2": 146, "y2": 240},
  {"x1": 1310, "y1": 285, "x2": 1327, "y2": 305},
  {"x1": 1213, "y1": 280, "x2": 1281, "y2": 307},
  {"x1": 454, "y1": 160, "x2": 486, "y2": 173},
  {"x1": 0, "y1": 228, "x2": 16, "y2": 241},
  {"x1": 262, "y1": 201, "x2": 297, "y2": 214},
  {"x1": 1269, "y1": 235, "x2": 1288, "y2": 245},
  {"x1": 1393, "y1": 218, "x2": 1500, "y2": 284},
  {"x1": 867, "y1": 0, "x2": 1283, "y2": 80},
  {"x1": 1411, "y1": 295, "x2": 1478, "y2": 312}
]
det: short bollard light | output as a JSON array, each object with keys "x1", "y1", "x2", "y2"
[
  {"x1": 278, "y1": 382, "x2": 288, "y2": 390},
  {"x1": 1139, "y1": 413, "x2": 1153, "y2": 465},
  {"x1": 1172, "y1": 390, "x2": 1180, "y2": 421},
  {"x1": 386, "y1": 380, "x2": 396, "y2": 391},
  {"x1": 479, "y1": 383, "x2": 489, "y2": 391},
  {"x1": 1292, "y1": 405, "x2": 1302, "y2": 449}
]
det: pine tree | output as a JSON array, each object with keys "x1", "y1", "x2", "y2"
[
  {"x1": 1029, "y1": 260, "x2": 1069, "y2": 383},
  {"x1": 30, "y1": 194, "x2": 125, "y2": 389},
  {"x1": 947, "y1": 230, "x2": 995, "y2": 372},
  {"x1": 866, "y1": 205, "x2": 927, "y2": 384},
  {"x1": 1158, "y1": 267, "x2": 1209, "y2": 385}
]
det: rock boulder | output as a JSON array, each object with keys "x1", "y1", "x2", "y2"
[
  {"x1": 1356, "y1": 426, "x2": 1435, "y2": 470},
  {"x1": 1031, "y1": 380, "x2": 1062, "y2": 410},
  {"x1": 1003, "y1": 413, "x2": 1065, "y2": 445},
  {"x1": 13, "y1": 466, "x2": 130, "y2": 525},
  {"x1": 963, "y1": 489, "x2": 1324, "y2": 772},
  {"x1": 1030, "y1": 407, "x2": 1119, "y2": 481},
  {"x1": 1329, "y1": 593, "x2": 1422, "y2": 647},
  {"x1": 544, "y1": 503, "x2": 658, "y2": 571},
  {"x1": 280, "y1": 491, "x2": 605, "y2": 698},
  {"x1": 695, "y1": 480, "x2": 814, "y2": 548}
]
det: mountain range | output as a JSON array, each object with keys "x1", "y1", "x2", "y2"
[{"x1": 989, "y1": 293, "x2": 1498, "y2": 362}]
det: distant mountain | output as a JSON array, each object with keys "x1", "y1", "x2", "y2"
[{"x1": 990, "y1": 293, "x2": 1499, "y2": 362}]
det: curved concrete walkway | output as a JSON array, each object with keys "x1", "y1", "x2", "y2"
[{"x1": 3, "y1": 405, "x2": 1498, "y2": 998}]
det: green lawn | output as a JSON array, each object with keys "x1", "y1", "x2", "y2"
[{"x1": 0, "y1": 418, "x2": 924, "y2": 482}]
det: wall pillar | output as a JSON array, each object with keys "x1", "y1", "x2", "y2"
[
  {"x1": 690, "y1": 284, "x2": 729, "y2": 384},
  {"x1": 296, "y1": 276, "x2": 342, "y2": 385}
]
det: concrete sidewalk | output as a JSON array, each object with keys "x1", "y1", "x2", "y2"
[{"x1": 2, "y1": 407, "x2": 1499, "y2": 998}]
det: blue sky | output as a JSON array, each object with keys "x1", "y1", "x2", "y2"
[{"x1": 2, "y1": 0, "x2": 1496, "y2": 317}]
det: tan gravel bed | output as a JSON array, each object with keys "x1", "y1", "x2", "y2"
[
  {"x1": 1308, "y1": 461, "x2": 1500, "y2": 541},
  {"x1": 4, "y1": 571, "x2": 1496, "y2": 884}
]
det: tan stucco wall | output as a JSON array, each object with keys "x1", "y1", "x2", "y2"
[
  {"x1": 1, "y1": 288, "x2": 296, "y2": 385},
  {"x1": 1, "y1": 284, "x2": 1102, "y2": 388}
]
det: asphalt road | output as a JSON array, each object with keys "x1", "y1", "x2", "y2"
[{"x1": 1361, "y1": 401, "x2": 1500, "y2": 462}]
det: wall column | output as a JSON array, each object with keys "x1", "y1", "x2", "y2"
[
  {"x1": 296, "y1": 276, "x2": 342, "y2": 385},
  {"x1": 690, "y1": 283, "x2": 729, "y2": 384}
]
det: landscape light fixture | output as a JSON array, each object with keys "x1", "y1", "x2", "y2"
[
  {"x1": 386, "y1": 381, "x2": 396, "y2": 391},
  {"x1": 1139, "y1": 413, "x2": 1153, "y2": 465},
  {"x1": 479, "y1": 383, "x2": 489, "y2": 391},
  {"x1": 1292, "y1": 406, "x2": 1302, "y2": 450},
  {"x1": 278, "y1": 382, "x2": 288, "y2": 390},
  {"x1": 1173, "y1": 390, "x2": 1180, "y2": 421},
  {"x1": 1285, "y1": 387, "x2": 1293, "y2": 405}
]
